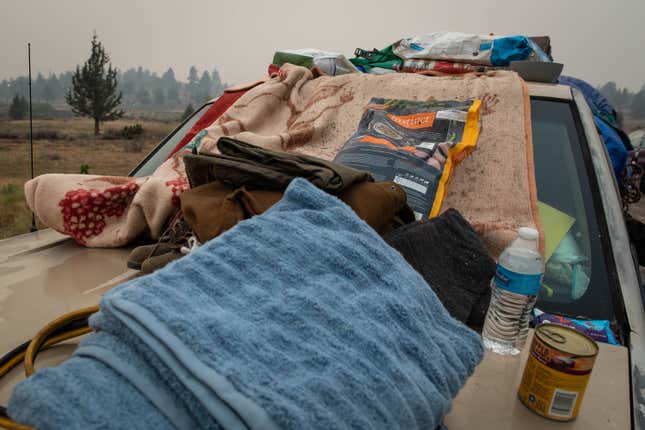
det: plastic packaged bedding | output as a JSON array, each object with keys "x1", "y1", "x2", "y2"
[
  {"x1": 334, "y1": 98, "x2": 481, "y2": 220},
  {"x1": 392, "y1": 32, "x2": 550, "y2": 66}
]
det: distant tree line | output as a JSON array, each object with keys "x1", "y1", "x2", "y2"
[
  {"x1": 0, "y1": 65, "x2": 227, "y2": 109},
  {"x1": 598, "y1": 82, "x2": 645, "y2": 118}
]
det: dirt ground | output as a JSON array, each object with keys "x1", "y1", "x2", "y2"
[{"x1": 0, "y1": 118, "x2": 176, "y2": 239}]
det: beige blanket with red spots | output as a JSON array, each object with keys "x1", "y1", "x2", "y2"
[
  {"x1": 24, "y1": 64, "x2": 540, "y2": 255},
  {"x1": 23, "y1": 161, "x2": 188, "y2": 247}
]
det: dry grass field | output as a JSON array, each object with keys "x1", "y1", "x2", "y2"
[{"x1": 0, "y1": 118, "x2": 176, "y2": 239}]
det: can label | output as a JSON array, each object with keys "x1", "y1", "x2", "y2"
[
  {"x1": 494, "y1": 265, "x2": 542, "y2": 295},
  {"x1": 518, "y1": 328, "x2": 597, "y2": 421}
]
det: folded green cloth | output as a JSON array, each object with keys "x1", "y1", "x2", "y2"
[
  {"x1": 184, "y1": 137, "x2": 374, "y2": 193},
  {"x1": 349, "y1": 45, "x2": 402, "y2": 72}
]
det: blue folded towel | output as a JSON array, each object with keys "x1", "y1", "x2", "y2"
[{"x1": 9, "y1": 178, "x2": 483, "y2": 429}]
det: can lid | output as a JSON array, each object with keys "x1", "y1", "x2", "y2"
[{"x1": 536, "y1": 323, "x2": 598, "y2": 357}]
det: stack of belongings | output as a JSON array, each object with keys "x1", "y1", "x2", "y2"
[
  {"x1": 127, "y1": 135, "x2": 496, "y2": 329},
  {"x1": 8, "y1": 179, "x2": 485, "y2": 430},
  {"x1": 11, "y1": 40, "x2": 544, "y2": 428},
  {"x1": 127, "y1": 137, "x2": 415, "y2": 273},
  {"x1": 349, "y1": 32, "x2": 552, "y2": 75},
  {"x1": 22, "y1": 62, "x2": 542, "y2": 259},
  {"x1": 192, "y1": 64, "x2": 542, "y2": 257}
]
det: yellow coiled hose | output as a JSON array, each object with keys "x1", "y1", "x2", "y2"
[{"x1": 0, "y1": 306, "x2": 99, "y2": 429}]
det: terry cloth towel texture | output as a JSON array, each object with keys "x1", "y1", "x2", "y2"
[
  {"x1": 195, "y1": 64, "x2": 541, "y2": 257},
  {"x1": 184, "y1": 137, "x2": 374, "y2": 191},
  {"x1": 23, "y1": 65, "x2": 540, "y2": 256},
  {"x1": 9, "y1": 179, "x2": 483, "y2": 430},
  {"x1": 384, "y1": 208, "x2": 496, "y2": 330}
]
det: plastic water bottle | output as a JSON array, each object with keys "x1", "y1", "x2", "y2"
[{"x1": 482, "y1": 227, "x2": 544, "y2": 355}]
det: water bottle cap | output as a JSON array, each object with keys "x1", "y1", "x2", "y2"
[{"x1": 518, "y1": 227, "x2": 538, "y2": 241}]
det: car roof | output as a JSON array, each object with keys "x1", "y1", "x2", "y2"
[{"x1": 526, "y1": 82, "x2": 572, "y2": 100}]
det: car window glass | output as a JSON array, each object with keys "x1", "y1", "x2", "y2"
[
  {"x1": 532, "y1": 98, "x2": 613, "y2": 320},
  {"x1": 132, "y1": 104, "x2": 211, "y2": 177}
]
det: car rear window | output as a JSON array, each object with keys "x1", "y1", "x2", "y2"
[{"x1": 531, "y1": 98, "x2": 614, "y2": 320}]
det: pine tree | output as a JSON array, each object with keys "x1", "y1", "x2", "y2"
[
  {"x1": 198, "y1": 71, "x2": 212, "y2": 102},
  {"x1": 161, "y1": 68, "x2": 176, "y2": 88},
  {"x1": 0, "y1": 79, "x2": 9, "y2": 103},
  {"x1": 9, "y1": 94, "x2": 28, "y2": 120},
  {"x1": 162, "y1": 68, "x2": 180, "y2": 105},
  {"x1": 153, "y1": 87, "x2": 166, "y2": 106},
  {"x1": 136, "y1": 87, "x2": 151, "y2": 106},
  {"x1": 600, "y1": 82, "x2": 620, "y2": 108},
  {"x1": 631, "y1": 90, "x2": 645, "y2": 118},
  {"x1": 42, "y1": 73, "x2": 63, "y2": 103},
  {"x1": 211, "y1": 68, "x2": 224, "y2": 97},
  {"x1": 168, "y1": 86, "x2": 180, "y2": 105},
  {"x1": 187, "y1": 66, "x2": 199, "y2": 102},
  {"x1": 66, "y1": 34, "x2": 124, "y2": 135},
  {"x1": 34, "y1": 73, "x2": 47, "y2": 101}
]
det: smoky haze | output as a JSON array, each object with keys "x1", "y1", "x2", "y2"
[{"x1": 1, "y1": 0, "x2": 643, "y2": 90}]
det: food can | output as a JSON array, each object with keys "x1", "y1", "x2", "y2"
[{"x1": 518, "y1": 323, "x2": 598, "y2": 421}]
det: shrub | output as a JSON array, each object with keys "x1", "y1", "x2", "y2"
[
  {"x1": 122, "y1": 124, "x2": 144, "y2": 139},
  {"x1": 9, "y1": 95, "x2": 27, "y2": 120},
  {"x1": 80, "y1": 164, "x2": 90, "y2": 174},
  {"x1": 102, "y1": 124, "x2": 144, "y2": 140}
]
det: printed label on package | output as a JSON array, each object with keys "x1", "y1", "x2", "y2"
[{"x1": 334, "y1": 98, "x2": 480, "y2": 219}]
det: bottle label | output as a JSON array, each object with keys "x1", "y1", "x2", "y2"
[{"x1": 494, "y1": 265, "x2": 542, "y2": 295}]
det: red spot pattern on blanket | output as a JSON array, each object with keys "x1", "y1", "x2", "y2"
[
  {"x1": 166, "y1": 177, "x2": 189, "y2": 206},
  {"x1": 58, "y1": 181, "x2": 139, "y2": 245}
]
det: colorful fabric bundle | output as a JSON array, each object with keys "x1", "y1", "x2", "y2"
[{"x1": 391, "y1": 32, "x2": 550, "y2": 66}]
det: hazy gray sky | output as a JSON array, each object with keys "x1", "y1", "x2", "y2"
[{"x1": 2, "y1": 0, "x2": 644, "y2": 90}]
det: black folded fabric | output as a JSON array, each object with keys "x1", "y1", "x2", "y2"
[
  {"x1": 184, "y1": 137, "x2": 373, "y2": 192},
  {"x1": 384, "y1": 208, "x2": 495, "y2": 329}
]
